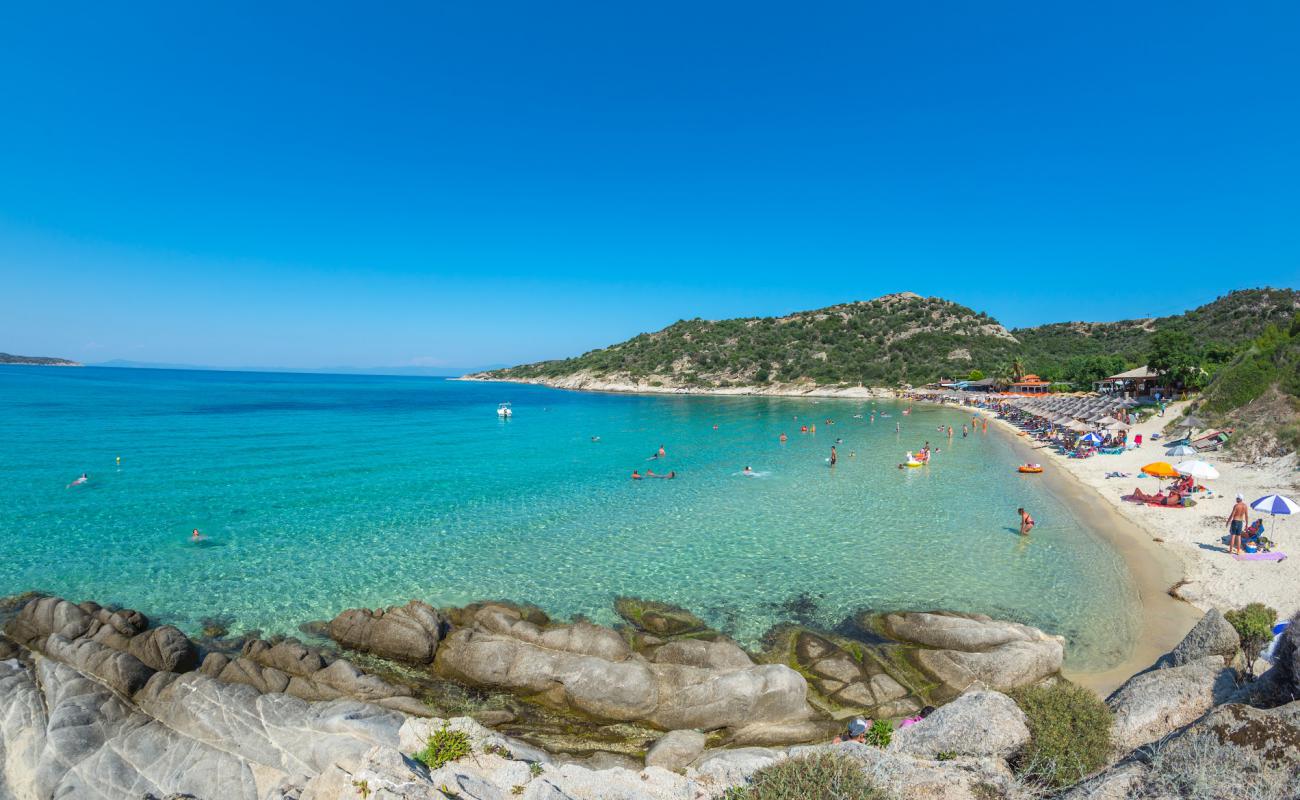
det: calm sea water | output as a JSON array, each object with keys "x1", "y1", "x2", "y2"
[{"x1": 0, "y1": 367, "x2": 1140, "y2": 669}]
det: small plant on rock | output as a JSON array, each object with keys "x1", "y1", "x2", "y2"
[
  {"x1": 414, "y1": 724, "x2": 473, "y2": 771},
  {"x1": 723, "y1": 752, "x2": 892, "y2": 800},
  {"x1": 529, "y1": 762, "x2": 544, "y2": 777},
  {"x1": 1225, "y1": 602, "x2": 1277, "y2": 678},
  {"x1": 865, "y1": 719, "x2": 893, "y2": 748},
  {"x1": 352, "y1": 779, "x2": 370, "y2": 799},
  {"x1": 1009, "y1": 680, "x2": 1113, "y2": 789}
]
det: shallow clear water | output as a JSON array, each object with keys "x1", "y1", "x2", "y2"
[{"x1": 0, "y1": 367, "x2": 1140, "y2": 669}]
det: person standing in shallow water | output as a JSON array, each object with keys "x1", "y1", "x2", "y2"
[
  {"x1": 1018, "y1": 507, "x2": 1035, "y2": 536},
  {"x1": 829, "y1": 445, "x2": 837, "y2": 466}
]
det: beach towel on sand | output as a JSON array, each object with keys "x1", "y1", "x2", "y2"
[{"x1": 1234, "y1": 551, "x2": 1287, "y2": 562}]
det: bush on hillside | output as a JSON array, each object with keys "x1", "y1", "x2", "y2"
[
  {"x1": 723, "y1": 752, "x2": 892, "y2": 800},
  {"x1": 1009, "y1": 681, "x2": 1113, "y2": 789}
]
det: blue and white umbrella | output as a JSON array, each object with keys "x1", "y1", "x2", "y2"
[
  {"x1": 1166, "y1": 444, "x2": 1198, "y2": 456},
  {"x1": 1080, "y1": 432, "x2": 1104, "y2": 445},
  {"x1": 1251, "y1": 494, "x2": 1300, "y2": 516}
]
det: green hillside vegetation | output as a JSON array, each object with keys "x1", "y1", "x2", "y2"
[
  {"x1": 483, "y1": 288, "x2": 1299, "y2": 391},
  {"x1": 1198, "y1": 313, "x2": 1300, "y2": 456}
]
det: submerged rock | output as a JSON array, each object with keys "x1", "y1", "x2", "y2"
[
  {"x1": 328, "y1": 599, "x2": 445, "y2": 664},
  {"x1": 614, "y1": 597, "x2": 709, "y2": 638}
]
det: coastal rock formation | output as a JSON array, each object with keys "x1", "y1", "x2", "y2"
[
  {"x1": 889, "y1": 690, "x2": 1029, "y2": 760},
  {"x1": 786, "y1": 629, "x2": 919, "y2": 717},
  {"x1": 1157, "y1": 608, "x2": 1240, "y2": 668},
  {"x1": 1106, "y1": 654, "x2": 1238, "y2": 752},
  {"x1": 434, "y1": 603, "x2": 816, "y2": 734},
  {"x1": 1158, "y1": 700, "x2": 1300, "y2": 767},
  {"x1": 1274, "y1": 610, "x2": 1300, "y2": 699},
  {"x1": 615, "y1": 597, "x2": 709, "y2": 638},
  {"x1": 872, "y1": 611, "x2": 1066, "y2": 697},
  {"x1": 792, "y1": 742, "x2": 1018, "y2": 800},
  {"x1": 328, "y1": 600, "x2": 445, "y2": 664},
  {"x1": 645, "y1": 730, "x2": 707, "y2": 772}
]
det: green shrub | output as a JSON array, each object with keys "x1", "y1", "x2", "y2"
[
  {"x1": 865, "y1": 719, "x2": 893, "y2": 748},
  {"x1": 414, "y1": 724, "x2": 472, "y2": 770},
  {"x1": 1226, "y1": 603, "x2": 1277, "y2": 677},
  {"x1": 1009, "y1": 681, "x2": 1113, "y2": 789},
  {"x1": 725, "y1": 752, "x2": 891, "y2": 800}
]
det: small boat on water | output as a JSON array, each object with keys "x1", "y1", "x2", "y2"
[{"x1": 497, "y1": 402, "x2": 513, "y2": 418}]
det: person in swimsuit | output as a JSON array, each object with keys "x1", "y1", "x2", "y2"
[
  {"x1": 743, "y1": 466, "x2": 754, "y2": 475},
  {"x1": 779, "y1": 433, "x2": 788, "y2": 442},
  {"x1": 1018, "y1": 507, "x2": 1035, "y2": 536},
  {"x1": 191, "y1": 528, "x2": 204, "y2": 542},
  {"x1": 829, "y1": 446, "x2": 837, "y2": 466},
  {"x1": 631, "y1": 470, "x2": 643, "y2": 480},
  {"x1": 1228, "y1": 493, "x2": 1249, "y2": 555},
  {"x1": 66, "y1": 473, "x2": 88, "y2": 488}
]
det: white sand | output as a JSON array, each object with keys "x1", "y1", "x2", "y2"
[{"x1": 973, "y1": 399, "x2": 1300, "y2": 623}]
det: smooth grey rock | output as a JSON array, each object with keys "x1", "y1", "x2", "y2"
[
  {"x1": 301, "y1": 745, "x2": 444, "y2": 800},
  {"x1": 1055, "y1": 762, "x2": 1151, "y2": 800},
  {"x1": 43, "y1": 633, "x2": 155, "y2": 697},
  {"x1": 890, "y1": 690, "x2": 1029, "y2": 759},
  {"x1": 1158, "y1": 609, "x2": 1240, "y2": 668},
  {"x1": 1274, "y1": 610, "x2": 1300, "y2": 700},
  {"x1": 819, "y1": 741, "x2": 1018, "y2": 800},
  {"x1": 1158, "y1": 700, "x2": 1300, "y2": 766},
  {"x1": 127, "y1": 625, "x2": 199, "y2": 673},
  {"x1": 645, "y1": 730, "x2": 706, "y2": 772},
  {"x1": 689, "y1": 746, "x2": 784, "y2": 783},
  {"x1": 4, "y1": 596, "x2": 93, "y2": 647},
  {"x1": 652, "y1": 639, "x2": 752, "y2": 670},
  {"x1": 881, "y1": 611, "x2": 1065, "y2": 695},
  {"x1": 1107, "y1": 655, "x2": 1238, "y2": 752},
  {"x1": 436, "y1": 608, "x2": 813, "y2": 732},
  {"x1": 329, "y1": 600, "x2": 445, "y2": 664}
]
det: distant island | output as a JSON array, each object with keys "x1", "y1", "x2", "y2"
[{"x1": 0, "y1": 352, "x2": 80, "y2": 366}]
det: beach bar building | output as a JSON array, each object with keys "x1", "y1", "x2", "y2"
[
  {"x1": 1008, "y1": 374, "x2": 1051, "y2": 394},
  {"x1": 1095, "y1": 365, "x2": 1160, "y2": 397}
]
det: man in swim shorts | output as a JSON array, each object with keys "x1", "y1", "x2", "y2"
[
  {"x1": 830, "y1": 446, "x2": 837, "y2": 466},
  {"x1": 1228, "y1": 493, "x2": 1249, "y2": 555}
]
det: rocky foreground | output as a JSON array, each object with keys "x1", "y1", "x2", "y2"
[{"x1": 0, "y1": 593, "x2": 1297, "y2": 799}]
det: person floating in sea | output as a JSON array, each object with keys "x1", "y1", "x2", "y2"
[
  {"x1": 779, "y1": 433, "x2": 788, "y2": 442},
  {"x1": 1228, "y1": 493, "x2": 1250, "y2": 555},
  {"x1": 115, "y1": 456, "x2": 121, "y2": 467},
  {"x1": 829, "y1": 446, "x2": 838, "y2": 466},
  {"x1": 631, "y1": 470, "x2": 643, "y2": 480},
  {"x1": 191, "y1": 528, "x2": 204, "y2": 542},
  {"x1": 743, "y1": 466, "x2": 754, "y2": 475},
  {"x1": 810, "y1": 424, "x2": 817, "y2": 434},
  {"x1": 1018, "y1": 507, "x2": 1035, "y2": 536},
  {"x1": 591, "y1": 436, "x2": 601, "y2": 442},
  {"x1": 66, "y1": 473, "x2": 88, "y2": 488}
]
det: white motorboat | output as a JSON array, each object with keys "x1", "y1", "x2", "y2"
[{"x1": 497, "y1": 402, "x2": 513, "y2": 418}]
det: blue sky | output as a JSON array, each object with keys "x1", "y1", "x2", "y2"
[{"x1": 1, "y1": 2, "x2": 1297, "y2": 369}]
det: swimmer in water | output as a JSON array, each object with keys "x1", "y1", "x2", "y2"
[
  {"x1": 829, "y1": 446, "x2": 837, "y2": 466},
  {"x1": 631, "y1": 470, "x2": 643, "y2": 480},
  {"x1": 1018, "y1": 507, "x2": 1035, "y2": 536},
  {"x1": 115, "y1": 456, "x2": 121, "y2": 466},
  {"x1": 657, "y1": 445, "x2": 666, "y2": 457},
  {"x1": 743, "y1": 466, "x2": 754, "y2": 475},
  {"x1": 191, "y1": 528, "x2": 204, "y2": 542},
  {"x1": 66, "y1": 473, "x2": 88, "y2": 488},
  {"x1": 591, "y1": 436, "x2": 601, "y2": 442},
  {"x1": 779, "y1": 433, "x2": 788, "y2": 442}
]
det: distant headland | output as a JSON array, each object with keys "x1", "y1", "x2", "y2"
[{"x1": 0, "y1": 352, "x2": 80, "y2": 366}]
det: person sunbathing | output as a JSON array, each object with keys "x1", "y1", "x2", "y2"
[{"x1": 1131, "y1": 487, "x2": 1182, "y2": 507}]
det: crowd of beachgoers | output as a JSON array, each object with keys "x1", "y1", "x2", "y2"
[{"x1": 902, "y1": 388, "x2": 1300, "y2": 624}]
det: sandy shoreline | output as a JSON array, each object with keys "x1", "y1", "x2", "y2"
[{"x1": 457, "y1": 373, "x2": 894, "y2": 399}]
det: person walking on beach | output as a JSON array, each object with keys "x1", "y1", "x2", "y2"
[
  {"x1": 1018, "y1": 507, "x2": 1035, "y2": 536},
  {"x1": 829, "y1": 446, "x2": 838, "y2": 466},
  {"x1": 1228, "y1": 493, "x2": 1250, "y2": 555}
]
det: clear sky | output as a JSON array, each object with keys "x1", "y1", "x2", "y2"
[{"x1": 2, "y1": 2, "x2": 1297, "y2": 369}]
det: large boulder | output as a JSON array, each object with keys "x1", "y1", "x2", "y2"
[
  {"x1": 127, "y1": 625, "x2": 199, "y2": 673},
  {"x1": 1106, "y1": 655, "x2": 1238, "y2": 752},
  {"x1": 890, "y1": 690, "x2": 1029, "y2": 760},
  {"x1": 614, "y1": 597, "x2": 708, "y2": 637},
  {"x1": 435, "y1": 605, "x2": 815, "y2": 733},
  {"x1": 876, "y1": 612, "x2": 1065, "y2": 696},
  {"x1": 799, "y1": 742, "x2": 1018, "y2": 800},
  {"x1": 1273, "y1": 610, "x2": 1300, "y2": 699},
  {"x1": 645, "y1": 730, "x2": 707, "y2": 772},
  {"x1": 1158, "y1": 608, "x2": 1240, "y2": 668},
  {"x1": 773, "y1": 628, "x2": 923, "y2": 719},
  {"x1": 328, "y1": 599, "x2": 445, "y2": 664},
  {"x1": 43, "y1": 632, "x2": 155, "y2": 697},
  {"x1": 1158, "y1": 700, "x2": 1300, "y2": 768},
  {"x1": 4, "y1": 595, "x2": 93, "y2": 646}
]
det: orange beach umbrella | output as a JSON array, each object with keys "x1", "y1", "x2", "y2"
[{"x1": 1141, "y1": 461, "x2": 1180, "y2": 479}]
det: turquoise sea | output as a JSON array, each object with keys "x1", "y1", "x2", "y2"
[{"x1": 0, "y1": 367, "x2": 1140, "y2": 669}]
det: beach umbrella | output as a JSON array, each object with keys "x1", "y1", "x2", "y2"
[
  {"x1": 1174, "y1": 460, "x2": 1220, "y2": 480},
  {"x1": 1141, "y1": 461, "x2": 1181, "y2": 479},
  {"x1": 1080, "y1": 432, "x2": 1105, "y2": 446},
  {"x1": 1165, "y1": 444, "x2": 1198, "y2": 456},
  {"x1": 1178, "y1": 415, "x2": 1206, "y2": 430},
  {"x1": 1251, "y1": 495, "x2": 1299, "y2": 517}
]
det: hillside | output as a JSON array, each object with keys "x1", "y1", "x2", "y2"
[
  {"x1": 1014, "y1": 288, "x2": 1300, "y2": 373},
  {"x1": 1197, "y1": 312, "x2": 1300, "y2": 459},
  {"x1": 480, "y1": 293, "x2": 1020, "y2": 388},
  {"x1": 474, "y1": 288, "x2": 1299, "y2": 391},
  {"x1": 0, "y1": 352, "x2": 80, "y2": 366}
]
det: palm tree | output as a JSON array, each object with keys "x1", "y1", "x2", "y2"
[{"x1": 1010, "y1": 357, "x2": 1026, "y2": 382}]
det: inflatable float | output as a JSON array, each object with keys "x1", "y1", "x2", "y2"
[
  {"x1": 1018, "y1": 464, "x2": 1043, "y2": 474},
  {"x1": 905, "y1": 461, "x2": 924, "y2": 468}
]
